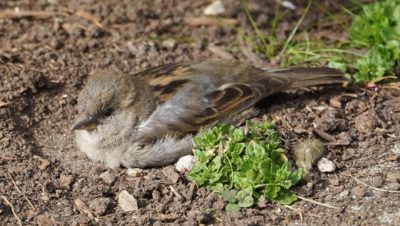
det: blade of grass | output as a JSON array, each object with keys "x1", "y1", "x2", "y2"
[
  {"x1": 240, "y1": 0, "x2": 268, "y2": 51},
  {"x1": 279, "y1": 0, "x2": 313, "y2": 56}
]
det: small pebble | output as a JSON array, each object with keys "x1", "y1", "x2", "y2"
[
  {"x1": 256, "y1": 195, "x2": 267, "y2": 208},
  {"x1": 152, "y1": 190, "x2": 161, "y2": 201},
  {"x1": 99, "y1": 171, "x2": 116, "y2": 185},
  {"x1": 204, "y1": 1, "x2": 225, "y2": 16},
  {"x1": 390, "y1": 143, "x2": 400, "y2": 154},
  {"x1": 175, "y1": 155, "x2": 196, "y2": 173},
  {"x1": 34, "y1": 155, "x2": 50, "y2": 171},
  {"x1": 50, "y1": 39, "x2": 63, "y2": 50},
  {"x1": 118, "y1": 190, "x2": 138, "y2": 211},
  {"x1": 41, "y1": 193, "x2": 50, "y2": 202},
  {"x1": 329, "y1": 96, "x2": 342, "y2": 108},
  {"x1": 354, "y1": 111, "x2": 375, "y2": 133},
  {"x1": 161, "y1": 39, "x2": 177, "y2": 49},
  {"x1": 385, "y1": 182, "x2": 400, "y2": 191},
  {"x1": 126, "y1": 168, "x2": 142, "y2": 177},
  {"x1": 336, "y1": 132, "x2": 351, "y2": 145},
  {"x1": 386, "y1": 172, "x2": 400, "y2": 183},
  {"x1": 47, "y1": 0, "x2": 59, "y2": 5},
  {"x1": 317, "y1": 158, "x2": 336, "y2": 173},
  {"x1": 337, "y1": 190, "x2": 349, "y2": 200},
  {"x1": 59, "y1": 174, "x2": 74, "y2": 190},
  {"x1": 371, "y1": 176, "x2": 384, "y2": 188},
  {"x1": 342, "y1": 148, "x2": 356, "y2": 161},
  {"x1": 89, "y1": 197, "x2": 113, "y2": 216},
  {"x1": 163, "y1": 166, "x2": 180, "y2": 183},
  {"x1": 36, "y1": 214, "x2": 54, "y2": 226},
  {"x1": 281, "y1": 1, "x2": 296, "y2": 10},
  {"x1": 351, "y1": 185, "x2": 366, "y2": 198}
]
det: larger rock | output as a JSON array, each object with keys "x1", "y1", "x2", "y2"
[
  {"x1": 99, "y1": 171, "x2": 116, "y2": 185},
  {"x1": 118, "y1": 190, "x2": 138, "y2": 211},
  {"x1": 175, "y1": 155, "x2": 196, "y2": 173},
  {"x1": 317, "y1": 158, "x2": 336, "y2": 173}
]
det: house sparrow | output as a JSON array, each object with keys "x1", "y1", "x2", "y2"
[{"x1": 72, "y1": 59, "x2": 347, "y2": 168}]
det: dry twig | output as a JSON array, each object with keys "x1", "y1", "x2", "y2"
[
  {"x1": 283, "y1": 205, "x2": 303, "y2": 221},
  {"x1": 74, "y1": 10, "x2": 102, "y2": 27},
  {"x1": 348, "y1": 174, "x2": 400, "y2": 193},
  {"x1": 1, "y1": 195, "x2": 23, "y2": 226},
  {"x1": 169, "y1": 185, "x2": 183, "y2": 200},
  {"x1": 8, "y1": 173, "x2": 36, "y2": 210},
  {"x1": 96, "y1": 210, "x2": 136, "y2": 220},
  {"x1": 0, "y1": 10, "x2": 66, "y2": 19},
  {"x1": 297, "y1": 195, "x2": 338, "y2": 209},
  {"x1": 184, "y1": 17, "x2": 237, "y2": 26},
  {"x1": 74, "y1": 198, "x2": 95, "y2": 219},
  {"x1": 0, "y1": 9, "x2": 103, "y2": 27},
  {"x1": 312, "y1": 128, "x2": 336, "y2": 143},
  {"x1": 207, "y1": 44, "x2": 235, "y2": 60},
  {"x1": 0, "y1": 101, "x2": 11, "y2": 108}
]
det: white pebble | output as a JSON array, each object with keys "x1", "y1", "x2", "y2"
[
  {"x1": 204, "y1": 1, "x2": 225, "y2": 16},
  {"x1": 175, "y1": 155, "x2": 196, "y2": 173},
  {"x1": 317, "y1": 158, "x2": 336, "y2": 173},
  {"x1": 99, "y1": 171, "x2": 116, "y2": 184},
  {"x1": 281, "y1": 1, "x2": 296, "y2": 10},
  {"x1": 391, "y1": 143, "x2": 400, "y2": 154},
  {"x1": 126, "y1": 168, "x2": 142, "y2": 177},
  {"x1": 118, "y1": 190, "x2": 138, "y2": 211}
]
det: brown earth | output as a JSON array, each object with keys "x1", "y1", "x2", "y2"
[{"x1": 1, "y1": 0, "x2": 399, "y2": 225}]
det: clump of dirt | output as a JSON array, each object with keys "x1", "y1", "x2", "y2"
[{"x1": 0, "y1": 0, "x2": 399, "y2": 225}]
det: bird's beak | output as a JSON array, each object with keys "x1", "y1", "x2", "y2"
[{"x1": 71, "y1": 115, "x2": 98, "y2": 131}]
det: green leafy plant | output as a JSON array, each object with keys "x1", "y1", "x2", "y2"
[
  {"x1": 281, "y1": 0, "x2": 400, "y2": 84},
  {"x1": 239, "y1": 0, "x2": 284, "y2": 58},
  {"x1": 187, "y1": 121, "x2": 302, "y2": 211},
  {"x1": 352, "y1": 40, "x2": 400, "y2": 83},
  {"x1": 349, "y1": 0, "x2": 400, "y2": 83},
  {"x1": 350, "y1": 0, "x2": 400, "y2": 47},
  {"x1": 239, "y1": 0, "x2": 400, "y2": 84}
]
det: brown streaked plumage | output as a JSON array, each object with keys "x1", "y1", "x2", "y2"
[{"x1": 72, "y1": 59, "x2": 348, "y2": 168}]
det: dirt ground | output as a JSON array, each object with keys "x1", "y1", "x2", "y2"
[{"x1": 1, "y1": 0, "x2": 400, "y2": 225}]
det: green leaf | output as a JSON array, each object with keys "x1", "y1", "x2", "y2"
[
  {"x1": 221, "y1": 190, "x2": 237, "y2": 203},
  {"x1": 328, "y1": 61, "x2": 347, "y2": 72},
  {"x1": 209, "y1": 183, "x2": 225, "y2": 193},
  {"x1": 274, "y1": 190, "x2": 298, "y2": 205},
  {"x1": 264, "y1": 185, "x2": 281, "y2": 200},
  {"x1": 236, "y1": 188, "x2": 254, "y2": 207},
  {"x1": 239, "y1": 195, "x2": 254, "y2": 208},
  {"x1": 225, "y1": 203, "x2": 241, "y2": 212},
  {"x1": 287, "y1": 168, "x2": 303, "y2": 185},
  {"x1": 231, "y1": 128, "x2": 245, "y2": 141},
  {"x1": 353, "y1": 43, "x2": 398, "y2": 83}
]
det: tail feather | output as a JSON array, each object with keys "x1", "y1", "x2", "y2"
[{"x1": 267, "y1": 67, "x2": 348, "y2": 89}]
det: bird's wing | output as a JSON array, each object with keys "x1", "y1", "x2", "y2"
[
  {"x1": 189, "y1": 82, "x2": 265, "y2": 126},
  {"x1": 133, "y1": 60, "x2": 345, "y2": 142},
  {"x1": 136, "y1": 66, "x2": 287, "y2": 141},
  {"x1": 134, "y1": 62, "x2": 194, "y2": 103}
]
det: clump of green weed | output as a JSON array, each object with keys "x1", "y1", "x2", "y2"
[
  {"x1": 349, "y1": 0, "x2": 400, "y2": 83},
  {"x1": 240, "y1": 0, "x2": 400, "y2": 84},
  {"x1": 187, "y1": 121, "x2": 302, "y2": 211}
]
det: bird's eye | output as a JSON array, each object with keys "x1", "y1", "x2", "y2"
[{"x1": 103, "y1": 107, "x2": 114, "y2": 117}]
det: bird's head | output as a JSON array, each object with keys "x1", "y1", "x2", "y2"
[{"x1": 72, "y1": 68, "x2": 156, "y2": 147}]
